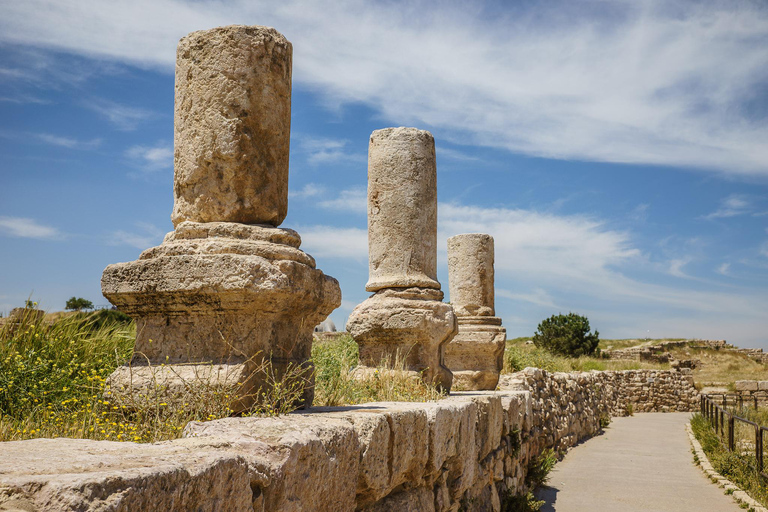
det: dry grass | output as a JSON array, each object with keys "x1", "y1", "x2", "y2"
[
  {"x1": 311, "y1": 333, "x2": 445, "y2": 406},
  {"x1": 670, "y1": 346, "x2": 768, "y2": 388}
]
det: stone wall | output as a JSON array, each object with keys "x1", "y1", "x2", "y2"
[{"x1": 0, "y1": 369, "x2": 698, "y2": 512}]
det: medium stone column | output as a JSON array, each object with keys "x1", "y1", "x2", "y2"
[
  {"x1": 347, "y1": 128, "x2": 455, "y2": 391},
  {"x1": 445, "y1": 234, "x2": 506, "y2": 390},
  {"x1": 102, "y1": 25, "x2": 341, "y2": 411}
]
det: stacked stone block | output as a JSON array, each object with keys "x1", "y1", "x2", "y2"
[
  {"x1": 346, "y1": 128, "x2": 456, "y2": 391},
  {"x1": 0, "y1": 368, "x2": 698, "y2": 511},
  {"x1": 101, "y1": 26, "x2": 341, "y2": 410},
  {"x1": 445, "y1": 234, "x2": 506, "y2": 390}
]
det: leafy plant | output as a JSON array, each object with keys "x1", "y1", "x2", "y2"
[{"x1": 532, "y1": 313, "x2": 599, "y2": 357}]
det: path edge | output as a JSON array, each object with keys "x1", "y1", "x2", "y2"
[{"x1": 686, "y1": 421, "x2": 768, "y2": 512}]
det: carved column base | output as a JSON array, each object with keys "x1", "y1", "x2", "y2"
[
  {"x1": 346, "y1": 287, "x2": 456, "y2": 392},
  {"x1": 444, "y1": 316, "x2": 506, "y2": 391},
  {"x1": 101, "y1": 221, "x2": 341, "y2": 411}
]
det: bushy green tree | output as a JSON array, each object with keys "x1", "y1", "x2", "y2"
[
  {"x1": 532, "y1": 312, "x2": 599, "y2": 357},
  {"x1": 65, "y1": 297, "x2": 93, "y2": 311}
]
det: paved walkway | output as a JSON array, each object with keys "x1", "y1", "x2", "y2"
[{"x1": 536, "y1": 412, "x2": 743, "y2": 511}]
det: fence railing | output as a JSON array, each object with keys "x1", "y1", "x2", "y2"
[{"x1": 700, "y1": 394, "x2": 768, "y2": 480}]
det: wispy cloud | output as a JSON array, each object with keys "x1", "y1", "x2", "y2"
[
  {"x1": 0, "y1": 94, "x2": 50, "y2": 105},
  {"x1": 298, "y1": 226, "x2": 367, "y2": 260},
  {"x1": 295, "y1": 136, "x2": 365, "y2": 166},
  {"x1": 85, "y1": 98, "x2": 154, "y2": 130},
  {"x1": 35, "y1": 133, "x2": 101, "y2": 150},
  {"x1": 668, "y1": 257, "x2": 692, "y2": 278},
  {"x1": 125, "y1": 142, "x2": 172, "y2": 171},
  {"x1": 107, "y1": 222, "x2": 165, "y2": 250},
  {"x1": 288, "y1": 183, "x2": 326, "y2": 199},
  {"x1": 318, "y1": 187, "x2": 367, "y2": 214},
  {"x1": 1, "y1": 1, "x2": 765, "y2": 176},
  {"x1": 717, "y1": 262, "x2": 731, "y2": 276},
  {"x1": 0, "y1": 216, "x2": 62, "y2": 240},
  {"x1": 705, "y1": 194, "x2": 753, "y2": 219}
]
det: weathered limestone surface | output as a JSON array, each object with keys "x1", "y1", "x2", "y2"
[
  {"x1": 348, "y1": 128, "x2": 455, "y2": 391},
  {"x1": 101, "y1": 26, "x2": 341, "y2": 410},
  {"x1": 445, "y1": 234, "x2": 506, "y2": 390},
  {"x1": 447, "y1": 234, "x2": 495, "y2": 317},
  {"x1": 0, "y1": 369, "x2": 697, "y2": 512},
  {"x1": 173, "y1": 25, "x2": 292, "y2": 227},
  {"x1": 365, "y1": 128, "x2": 439, "y2": 292}
]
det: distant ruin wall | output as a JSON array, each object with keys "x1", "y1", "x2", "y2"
[{"x1": 0, "y1": 369, "x2": 697, "y2": 512}]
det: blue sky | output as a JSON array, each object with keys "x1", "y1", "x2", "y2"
[{"x1": 1, "y1": 0, "x2": 767, "y2": 347}]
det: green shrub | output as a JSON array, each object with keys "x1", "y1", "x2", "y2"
[{"x1": 532, "y1": 313, "x2": 599, "y2": 357}]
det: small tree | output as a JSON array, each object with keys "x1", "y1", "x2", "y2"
[
  {"x1": 65, "y1": 297, "x2": 93, "y2": 311},
  {"x1": 532, "y1": 312, "x2": 599, "y2": 357}
]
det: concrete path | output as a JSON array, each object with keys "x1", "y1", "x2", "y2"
[{"x1": 536, "y1": 412, "x2": 743, "y2": 512}]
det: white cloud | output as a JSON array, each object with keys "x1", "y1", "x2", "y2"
[
  {"x1": 3, "y1": 1, "x2": 765, "y2": 175},
  {"x1": 0, "y1": 216, "x2": 61, "y2": 239},
  {"x1": 108, "y1": 222, "x2": 165, "y2": 249},
  {"x1": 36, "y1": 133, "x2": 101, "y2": 149},
  {"x1": 717, "y1": 262, "x2": 731, "y2": 275},
  {"x1": 125, "y1": 142, "x2": 173, "y2": 171},
  {"x1": 296, "y1": 136, "x2": 365, "y2": 166},
  {"x1": 298, "y1": 226, "x2": 367, "y2": 260},
  {"x1": 85, "y1": 98, "x2": 154, "y2": 130},
  {"x1": 318, "y1": 187, "x2": 367, "y2": 214},
  {"x1": 667, "y1": 257, "x2": 692, "y2": 278},
  {"x1": 705, "y1": 194, "x2": 753, "y2": 219},
  {"x1": 289, "y1": 183, "x2": 326, "y2": 199},
  {"x1": 497, "y1": 288, "x2": 558, "y2": 309},
  {"x1": 438, "y1": 202, "x2": 640, "y2": 282}
]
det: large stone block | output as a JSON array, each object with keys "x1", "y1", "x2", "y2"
[{"x1": 173, "y1": 26, "x2": 292, "y2": 226}]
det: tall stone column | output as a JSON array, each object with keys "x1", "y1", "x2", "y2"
[
  {"x1": 445, "y1": 234, "x2": 506, "y2": 390},
  {"x1": 346, "y1": 128, "x2": 455, "y2": 391},
  {"x1": 101, "y1": 25, "x2": 341, "y2": 411}
]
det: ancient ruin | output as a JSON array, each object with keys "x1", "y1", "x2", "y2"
[
  {"x1": 346, "y1": 127, "x2": 456, "y2": 391},
  {"x1": 101, "y1": 25, "x2": 341, "y2": 410},
  {"x1": 445, "y1": 234, "x2": 506, "y2": 390}
]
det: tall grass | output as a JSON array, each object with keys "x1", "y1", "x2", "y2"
[
  {"x1": 311, "y1": 334, "x2": 445, "y2": 406},
  {"x1": 690, "y1": 413, "x2": 768, "y2": 507},
  {"x1": 1, "y1": 315, "x2": 443, "y2": 443}
]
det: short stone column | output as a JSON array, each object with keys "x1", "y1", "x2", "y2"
[
  {"x1": 101, "y1": 25, "x2": 341, "y2": 411},
  {"x1": 346, "y1": 127, "x2": 455, "y2": 391},
  {"x1": 445, "y1": 234, "x2": 506, "y2": 390}
]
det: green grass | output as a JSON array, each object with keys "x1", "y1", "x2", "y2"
[
  {"x1": 503, "y1": 340, "x2": 669, "y2": 374},
  {"x1": 1, "y1": 314, "x2": 444, "y2": 443},
  {"x1": 690, "y1": 413, "x2": 768, "y2": 507}
]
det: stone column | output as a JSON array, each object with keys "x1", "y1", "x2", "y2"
[
  {"x1": 101, "y1": 25, "x2": 341, "y2": 411},
  {"x1": 445, "y1": 234, "x2": 506, "y2": 390},
  {"x1": 346, "y1": 128, "x2": 455, "y2": 391}
]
